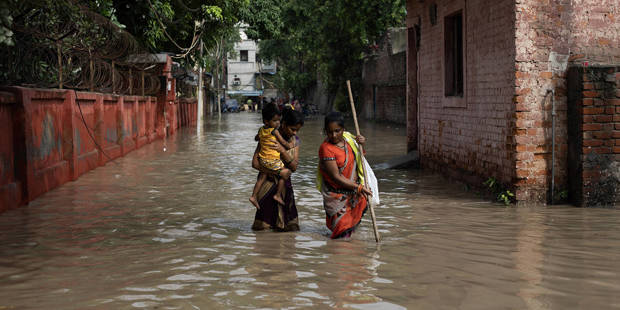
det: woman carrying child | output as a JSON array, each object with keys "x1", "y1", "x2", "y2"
[{"x1": 251, "y1": 106, "x2": 305, "y2": 231}]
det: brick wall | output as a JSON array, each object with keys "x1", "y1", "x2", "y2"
[
  {"x1": 514, "y1": 0, "x2": 620, "y2": 202},
  {"x1": 0, "y1": 92, "x2": 23, "y2": 212},
  {"x1": 0, "y1": 87, "x2": 193, "y2": 213},
  {"x1": 177, "y1": 97, "x2": 198, "y2": 128},
  {"x1": 405, "y1": 0, "x2": 620, "y2": 203},
  {"x1": 362, "y1": 31, "x2": 407, "y2": 124},
  {"x1": 406, "y1": 0, "x2": 517, "y2": 185},
  {"x1": 567, "y1": 66, "x2": 620, "y2": 206}
]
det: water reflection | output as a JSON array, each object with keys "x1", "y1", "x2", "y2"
[
  {"x1": 514, "y1": 208, "x2": 546, "y2": 309},
  {"x1": 0, "y1": 113, "x2": 619, "y2": 309},
  {"x1": 321, "y1": 240, "x2": 379, "y2": 308}
]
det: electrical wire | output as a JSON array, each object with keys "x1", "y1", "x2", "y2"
[
  {"x1": 146, "y1": 0, "x2": 192, "y2": 52},
  {"x1": 73, "y1": 90, "x2": 119, "y2": 165}
]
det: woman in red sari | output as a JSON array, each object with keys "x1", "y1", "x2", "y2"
[{"x1": 317, "y1": 112, "x2": 372, "y2": 239}]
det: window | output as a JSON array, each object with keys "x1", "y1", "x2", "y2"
[
  {"x1": 240, "y1": 50, "x2": 248, "y2": 62},
  {"x1": 444, "y1": 11, "x2": 463, "y2": 97}
]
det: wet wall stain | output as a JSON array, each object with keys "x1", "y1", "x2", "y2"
[
  {"x1": 132, "y1": 118, "x2": 138, "y2": 136},
  {"x1": 105, "y1": 128, "x2": 118, "y2": 144},
  {"x1": 32, "y1": 113, "x2": 61, "y2": 161},
  {"x1": 74, "y1": 128, "x2": 82, "y2": 156}
]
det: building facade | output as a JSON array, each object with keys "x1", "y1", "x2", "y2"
[
  {"x1": 226, "y1": 26, "x2": 276, "y2": 99},
  {"x1": 406, "y1": 0, "x2": 620, "y2": 204},
  {"x1": 362, "y1": 28, "x2": 408, "y2": 124}
]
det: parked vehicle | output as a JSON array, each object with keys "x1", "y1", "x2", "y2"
[{"x1": 222, "y1": 99, "x2": 239, "y2": 113}]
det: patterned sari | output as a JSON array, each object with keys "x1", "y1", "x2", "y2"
[
  {"x1": 251, "y1": 136, "x2": 300, "y2": 232},
  {"x1": 317, "y1": 132, "x2": 368, "y2": 239}
]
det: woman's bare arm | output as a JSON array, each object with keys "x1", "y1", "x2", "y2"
[
  {"x1": 273, "y1": 129, "x2": 293, "y2": 150},
  {"x1": 320, "y1": 159, "x2": 371, "y2": 196},
  {"x1": 284, "y1": 146, "x2": 299, "y2": 172},
  {"x1": 252, "y1": 143, "x2": 262, "y2": 170}
]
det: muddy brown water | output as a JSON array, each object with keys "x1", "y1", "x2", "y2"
[{"x1": 1, "y1": 113, "x2": 619, "y2": 309}]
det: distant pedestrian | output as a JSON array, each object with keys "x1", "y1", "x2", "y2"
[{"x1": 293, "y1": 99, "x2": 302, "y2": 112}]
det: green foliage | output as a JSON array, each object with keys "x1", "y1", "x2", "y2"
[
  {"x1": 333, "y1": 90, "x2": 349, "y2": 112},
  {"x1": 85, "y1": 0, "x2": 249, "y2": 54},
  {"x1": 3, "y1": 0, "x2": 404, "y2": 95},
  {"x1": 483, "y1": 177, "x2": 515, "y2": 206},
  {"x1": 0, "y1": 6, "x2": 14, "y2": 46},
  {"x1": 0, "y1": 0, "x2": 119, "y2": 85},
  {"x1": 497, "y1": 190, "x2": 515, "y2": 206},
  {"x1": 80, "y1": 0, "x2": 253, "y2": 72},
  {"x1": 248, "y1": 0, "x2": 406, "y2": 101}
]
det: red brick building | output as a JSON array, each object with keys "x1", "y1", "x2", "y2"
[
  {"x1": 405, "y1": 0, "x2": 620, "y2": 204},
  {"x1": 362, "y1": 28, "x2": 407, "y2": 124}
]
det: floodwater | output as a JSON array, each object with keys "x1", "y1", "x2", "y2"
[{"x1": 1, "y1": 112, "x2": 620, "y2": 310}]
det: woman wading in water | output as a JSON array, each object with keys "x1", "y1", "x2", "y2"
[
  {"x1": 317, "y1": 112, "x2": 372, "y2": 239},
  {"x1": 251, "y1": 108, "x2": 304, "y2": 231}
]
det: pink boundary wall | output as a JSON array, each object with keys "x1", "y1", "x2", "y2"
[{"x1": 0, "y1": 87, "x2": 197, "y2": 213}]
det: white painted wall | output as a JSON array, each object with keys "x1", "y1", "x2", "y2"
[
  {"x1": 226, "y1": 26, "x2": 276, "y2": 94},
  {"x1": 227, "y1": 27, "x2": 258, "y2": 92}
]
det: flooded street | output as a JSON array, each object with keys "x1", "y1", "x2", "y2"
[{"x1": 1, "y1": 112, "x2": 620, "y2": 309}]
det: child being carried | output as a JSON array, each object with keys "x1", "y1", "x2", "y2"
[{"x1": 250, "y1": 103, "x2": 294, "y2": 208}]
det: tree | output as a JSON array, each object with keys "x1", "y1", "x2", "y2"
[
  {"x1": 247, "y1": 0, "x2": 406, "y2": 111},
  {"x1": 88, "y1": 0, "x2": 249, "y2": 54},
  {"x1": 0, "y1": 2, "x2": 14, "y2": 46},
  {"x1": 0, "y1": 0, "x2": 253, "y2": 90}
]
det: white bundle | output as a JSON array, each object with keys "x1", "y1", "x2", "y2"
[{"x1": 363, "y1": 157, "x2": 380, "y2": 206}]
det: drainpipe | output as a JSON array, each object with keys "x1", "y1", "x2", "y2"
[{"x1": 546, "y1": 89, "x2": 556, "y2": 204}]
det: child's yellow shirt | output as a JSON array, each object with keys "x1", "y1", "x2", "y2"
[{"x1": 258, "y1": 127, "x2": 280, "y2": 160}]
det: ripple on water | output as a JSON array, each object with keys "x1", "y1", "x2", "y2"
[
  {"x1": 296, "y1": 271, "x2": 316, "y2": 278},
  {"x1": 152, "y1": 237, "x2": 175, "y2": 243},
  {"x1": 118, "y1": 294, "x2": 162, "y2": 301},
  {"x1": 229, "y1": 267, "x2": 248, "y2": 275},
  {"x1": 169, "y1": 294, "x2": 194, "y2": 299},
  {"x1": 157, "y1": 284, "x2": 187, "y2": 290},
  {"x1": 166, "y1": 274, "x2": 218, "y2": 282},
  {"x1": 124, "y1": 287, "x2": 158, "y2": 292},
  {"x1": 349, "y1": 302, "x2": 407, "y2": 310},
  {"x1": 131, "y1": 301, "x2": 160, "y2": 308},
  {"x1": 295, "y1": 240, "x2": 327, "y2": 249},
  {"x1": 298, "y1": 291, "x2": 328, "y2": 300}
]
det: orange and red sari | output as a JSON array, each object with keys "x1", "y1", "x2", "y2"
[{"x1": 317, "y1": 132, "x2": 368, "y2": 239}]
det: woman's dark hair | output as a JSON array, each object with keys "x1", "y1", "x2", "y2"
[
  {"x1": 324, "y1": 111, "x2": 345, "y2": 130},
  {"x1": 282, "y1": 107, "x2": 304, "y2": 126},
  {"x1": 262, "y1": 102, "x2": 281, "y2": 122}
]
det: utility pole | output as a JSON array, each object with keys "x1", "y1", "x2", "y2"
[
  {"x1": 217, "y1": 37, "x2": 223, "y2": 119},
  {"x1": 259, "y1": 57, "x2": 263, "y2": 112},
  {"x1": 215, "y1": 42, "x2": 220, "y2": 119},
  {"x1": 197, "y1": 39, "x2": 204, "y2": 131}
]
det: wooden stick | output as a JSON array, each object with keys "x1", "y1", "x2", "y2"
[{"x1": 346, "y1": 80, "x2": 380, "y2": 243}]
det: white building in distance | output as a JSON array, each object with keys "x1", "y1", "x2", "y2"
[{"x1": 226, "y1": 25, "x2": 276, "y2": 99}]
